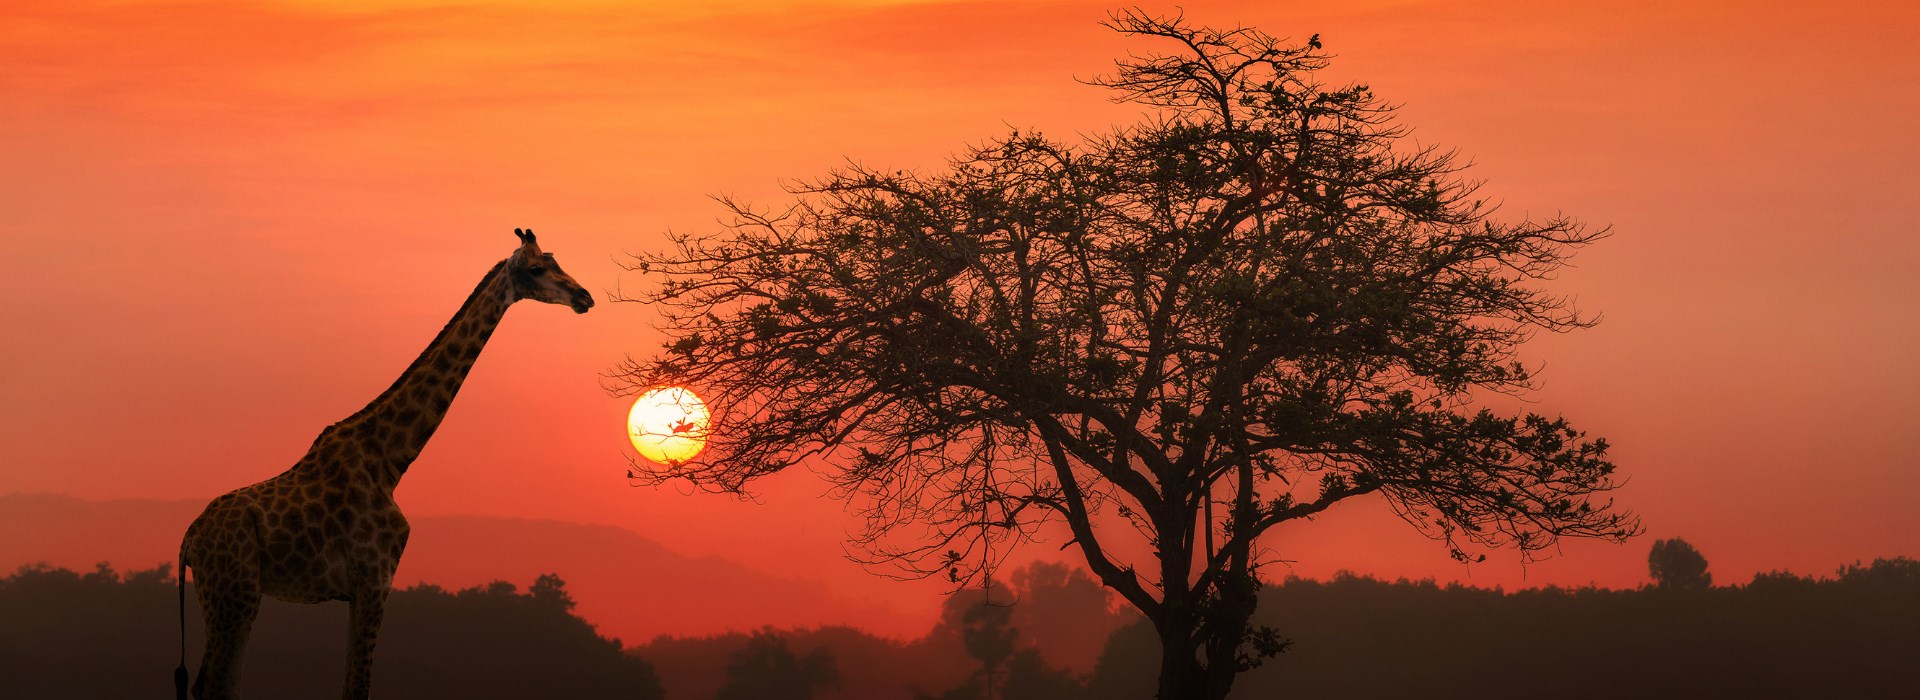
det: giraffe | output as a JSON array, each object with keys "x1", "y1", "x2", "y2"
[{"x1": 174, "y1": 229, "x2": 594, "y2": 700}]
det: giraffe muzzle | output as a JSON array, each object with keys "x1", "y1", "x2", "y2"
[{"x1": 571, "y1": 290, "x2": 595, "y2": 314}]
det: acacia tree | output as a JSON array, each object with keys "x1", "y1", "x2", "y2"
[{"x1": 614, "y1": 10, "x2": 1638, "y2": 699}]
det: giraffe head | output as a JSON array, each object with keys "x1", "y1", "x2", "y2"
[{"x1": 507, "y1": 228, "x2": 595, "y2": 313}]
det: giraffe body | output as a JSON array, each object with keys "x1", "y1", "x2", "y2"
[{"x1": 178, "y1": 230, "x2": 592, "y2": 699}]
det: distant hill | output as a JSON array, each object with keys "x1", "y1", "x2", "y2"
[{"x1": 0, "y1": 492, "x2": 905, "y2": 643}]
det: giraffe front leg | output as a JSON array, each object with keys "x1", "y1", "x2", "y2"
[
  {"x1": 192, "y1": 581, "x2": 260, "y2": 700},
  {"x1": 343, "y1": 587, "x2": 390, "y2": 700}
]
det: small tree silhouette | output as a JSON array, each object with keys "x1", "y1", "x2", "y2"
[
  {"x1": 961, "y1": 599, "x2": 1018, "y2": 700},
  {"x1": 1648, "y1": 538, "x2": 1712, "y2": 589},
  {"x1": 529, "y1": 572, "x2": 575, "y2": 611}
]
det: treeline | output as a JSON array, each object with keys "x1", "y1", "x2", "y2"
[
  {"x1": 1091, "y1": 559, "x2": 1920, "y2": 699},
  {"x1": 0, "y1": 564, "x2": 660, "y2": 699},
  {"x1": 638, "y1": 558, "x2": 1920, "y2": 700},
  {"x1": 4, "y1": 558, "x2": 1917, "y2": 698}
]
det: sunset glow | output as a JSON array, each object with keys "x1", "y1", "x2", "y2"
[
  {"x1": 627, "y1": 387, "x2": 710, "y2": 465},
  {"x1": 2, "y1": 0, "x2": 1916, "y2": 645}
]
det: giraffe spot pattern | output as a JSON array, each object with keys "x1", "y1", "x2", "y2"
[{"x1": 177, "y1": 246, "x2": 589, "y2": 699}]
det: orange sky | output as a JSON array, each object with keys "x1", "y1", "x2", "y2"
[{"x1": 4, "y1": 0, "x2": 1918, "y2": 638}]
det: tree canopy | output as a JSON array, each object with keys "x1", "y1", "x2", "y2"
[
  {"x1": 1649, "y1": 538, "x2": 1713, "y2": 589},
  {"x1": 615, "y1": 9, "x2": 1637, "y2": 698}
]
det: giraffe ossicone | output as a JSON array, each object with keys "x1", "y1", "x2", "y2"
[{"x1": 175, "y1": 230, "x2": 593, "y2": 700}]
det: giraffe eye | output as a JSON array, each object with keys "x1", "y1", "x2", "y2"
[{"x1": 528, "y1": 266, "x2": 548, "y2": 276}]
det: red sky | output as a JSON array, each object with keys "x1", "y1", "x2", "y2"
[{"x1": 3, "y1": 0, "x2": 1918, "y2": 639}]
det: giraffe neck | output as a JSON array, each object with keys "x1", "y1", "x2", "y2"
[{"x1": 333, "y1": 259, "x2": 516, "y2": 489}]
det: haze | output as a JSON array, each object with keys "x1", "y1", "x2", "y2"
[{"x1": 3, "y1": 0, "x2": 1916, "y2": 638}]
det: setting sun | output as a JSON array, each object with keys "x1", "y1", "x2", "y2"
[{"x1": 627, "y1": 387, "x2": 710, "y2": 464}]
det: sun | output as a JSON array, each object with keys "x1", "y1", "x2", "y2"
[{"x1": 627, "y1": 387, "x2": 711, "y2": 464}]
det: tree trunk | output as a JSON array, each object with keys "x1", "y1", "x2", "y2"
[
  {"x1": 1152, "y1": 581, "x2": 1249, "y2": 699},
  {"x1": 1153, "y1": 609, "x2": 1205, "y2": 699},
  {"x1": 1154, "y1": 552, "x2": 1262, "y2": 699},
  {"x1": 1200, "y1": 574, "x2": 1259, "y2": 700},
  {"x1": 1152, "y1": 619, "x2": 1243, "y2": 700},
  {"x1": 1198, "y1": 540, "x2": 1259, "y2": 694}
]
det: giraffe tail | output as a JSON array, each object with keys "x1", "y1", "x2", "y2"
[{"x1": 175, "y1": 547, "x2": 189, "y2": 700}]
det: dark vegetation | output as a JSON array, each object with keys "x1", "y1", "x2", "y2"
[
  {"x1": 633, "y1": 562, "x2": 1127, "y2": 700},
  {"x1": 1090, "y1": 557, "x2": 1920, "y2": 699},
  {"x1": 7, "y1": 551, "x2": 1915, "y2": 698},
  {"x1": 638, "y1": 554, "x2": 1920, "y2": 700},
  {"x1": 1649, "y1": 536, "x2": 1713, "y2": 589},
  {"x1": 614, "y1": 10, "x2": 1634, "y2": 698},
  {"x1": 0, "y1": 565, "x2": 659, "y2": 699},
  {"x1": 713, "y1": 628, "x2": 840, "y2": 700}
]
